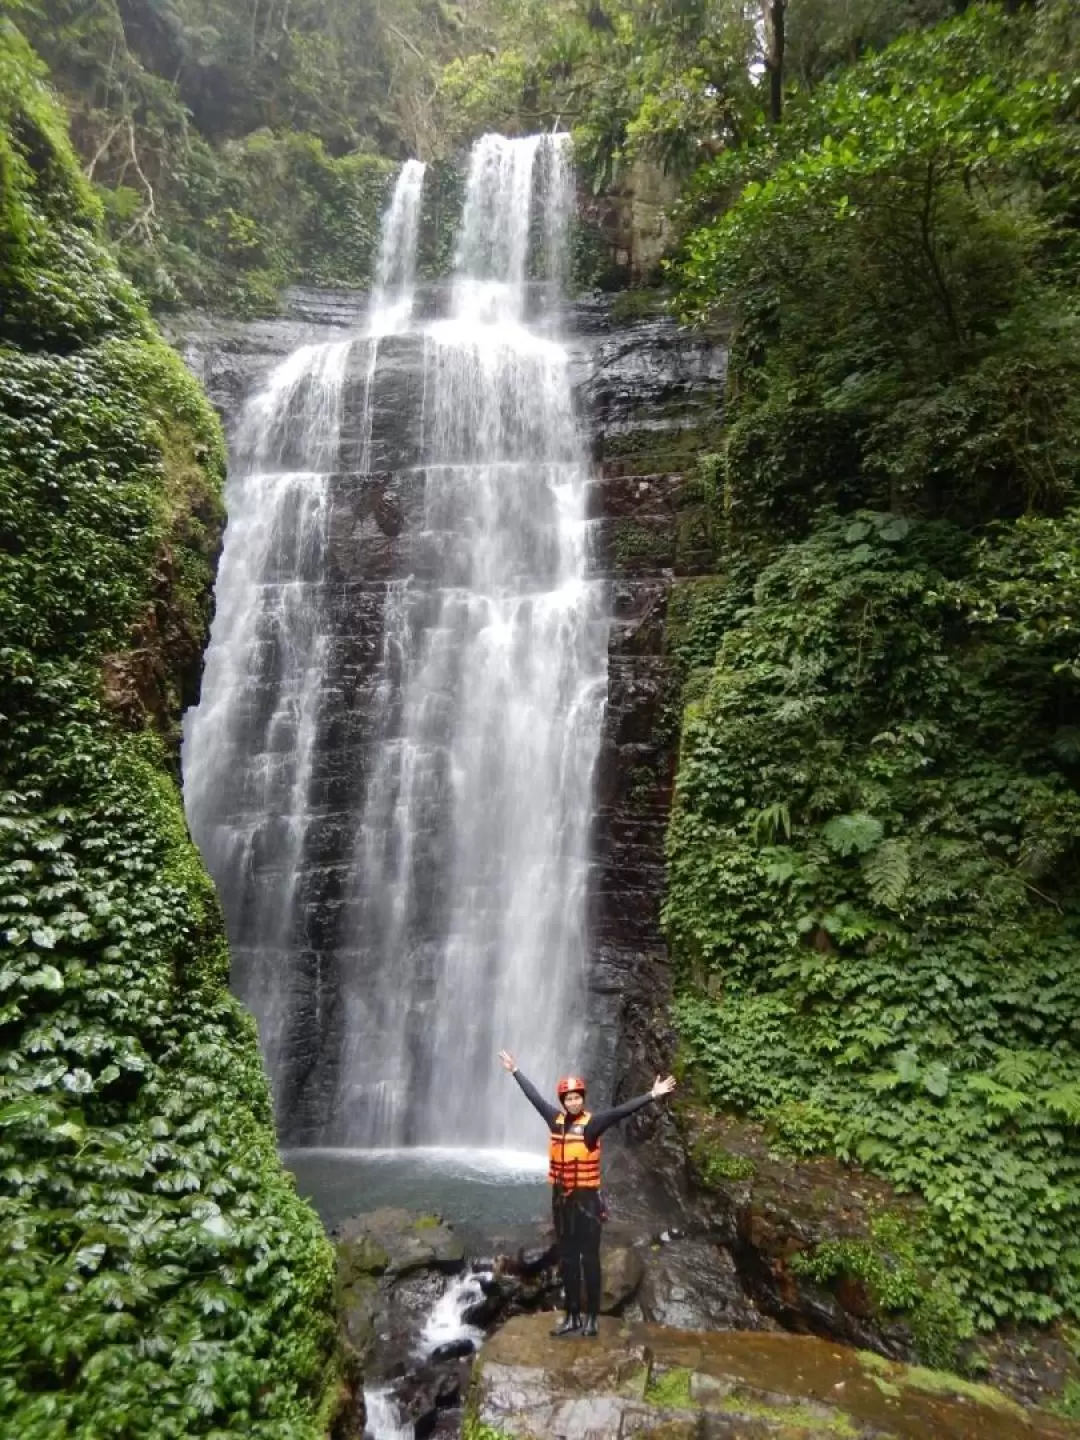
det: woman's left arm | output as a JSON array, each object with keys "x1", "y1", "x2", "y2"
[{"x1": 583, "y1": 1075, "x2": 677, "y2": 1147}]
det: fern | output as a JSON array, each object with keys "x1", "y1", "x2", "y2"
[
  {"x1": 967, "y1": 1074, "x2": 1029, "y2": 1116},
  {"x1": 1044, "y1": 1084, "x2": 1080, "y2": 1125},
  {"x1": 822, "y1": 811, "x2": 884, "y2": 856},
  {"x1": 863, "y1": 838, "x2": 911, "y2": 910},
  {"x1": 992, "y1": 1049, "x2": 1042, "y2": 1088},
  {"x1": 751, "y1": 801, "x2": 792, "y2": 844}
]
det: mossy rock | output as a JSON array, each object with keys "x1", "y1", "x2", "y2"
[{"x1": 469, "y1": 1315, "x2": 1080, "y2": 1438}]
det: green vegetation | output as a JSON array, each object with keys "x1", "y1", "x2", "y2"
[
  {"x1": 2, "y1": 0, "x2": 972, "y2": 311},
  {"x1": 790, "y1": 1214, "x2": 972, "y2": 1367},
  {"x1": 438, "y1": 0, "x2": 956, "y2": 191},
  {"x1": 717, "y1": 1394, "x2": 857, "y2": 1436},
  {"x1": 664, "y1": 0, "x2": 1080, "y2": 1349},
  {"x1": 7, "y1": 0, "x2": 471, "y2": 311},
  {"x1": 0, "y1": 23, "x2": 336, "y2": 1436},
  {"x1": 689, "y1": 1135, "x2": 756, "y2": 1185},
  {"x1": 645, "y1": 1364, "x2": 694, "y2": 1408}
]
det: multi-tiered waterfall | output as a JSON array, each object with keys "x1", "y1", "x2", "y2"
[{"x1": 184, "y1": 137, "x2": 608, "y2": 1149}]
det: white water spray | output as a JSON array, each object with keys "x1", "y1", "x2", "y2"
[
  {"x1": 338, "y1": 133, "x2": 609, "y2": 1146},
  {"x1": 185, "y1": 140, "x2": 608, "y2": 1147},
  {"x1": 183, "y1": 160, "x2": 429, "y2": 1114},
  {"x1": 182, "y1": 341, "x2": 349, "y2": 1108}
]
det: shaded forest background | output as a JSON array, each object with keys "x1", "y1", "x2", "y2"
[{"x1": 4, "y1": 0, "x2": 979, "y2": 311}]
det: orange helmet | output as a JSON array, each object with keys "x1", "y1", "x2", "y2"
[{"x1": 557, "y1": 1075, "x2": 587, "y2": 1098}]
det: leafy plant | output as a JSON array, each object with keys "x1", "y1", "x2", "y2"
[{"x1": 0, "y1": 32, "x2": 337, "y2": 1435}]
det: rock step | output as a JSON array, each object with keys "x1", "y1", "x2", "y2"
[{"x1": 471, "y1": 1313, "x2": 1079, "y2": 1439}]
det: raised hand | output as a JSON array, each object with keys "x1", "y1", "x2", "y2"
[
  {"x1": 651, "y1": 1074, "x2": 677, "y2": 1100},
  {"x1": 498, "y1": 1049, "x2": 518, "y2": 1073}
]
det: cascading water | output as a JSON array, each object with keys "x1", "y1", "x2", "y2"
[
  {"x1": 360, "y1": 159, "x2": 426, "y2": 471},
  {"x1": 182, "y1": 342, "x2": 347, "y2": 1112},
  {"x1": 337, "y1": 134, "x2": 609, "y2": 1147},
  {"x1": 183, "y1": 161, "x2": 428, "y2": 1117},
  {"x1": 185, "y1": 138, "x2": 608, "y2": 1152}
]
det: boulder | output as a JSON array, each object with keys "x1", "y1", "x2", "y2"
[
  {"x1": 336, "y1": 1209, "x2": 465, "y2": 1380},
  {"x1": 639, "y1": 1236, "x2": 776, "y2": 1334},
  {"x1": 467, "y1": 1313, "x2": 1080, "y2": 1439},
  {"x1": 337, "y1": 1208, "x2": 465, "y2": 1279},
  {"x1": 600, "y1": 1243, "x2": 646, "y2": 1314}
]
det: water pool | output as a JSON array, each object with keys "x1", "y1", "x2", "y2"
[{"x1": 281, "y1": 1145, "x2": 549, "y2": 1235}]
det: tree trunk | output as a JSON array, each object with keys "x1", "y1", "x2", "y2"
[{"x1": 764, "y1": 0, "x2": 786, "y2": 125}]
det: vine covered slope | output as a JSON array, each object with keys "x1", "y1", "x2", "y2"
[
  {"x1": 665, "y1": 1, "x2": 1080, "y2": 1360},
  {"x1": 0, "y1": 25, "x2": 337, "y2": 1437}
]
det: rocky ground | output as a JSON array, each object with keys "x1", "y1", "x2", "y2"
[
  {"x1": 468, "y1": 1314, "x2": 1079, "y2": 1440},
  {"x1": 331, "y1": 1203, "x2": 1079, "y2": 1439}
]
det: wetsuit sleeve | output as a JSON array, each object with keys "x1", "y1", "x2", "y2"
[
  {"x1": 512, "y1": 1070, "x2": 561, "y2": 1127},
  {"x1": 583, "y1": 1093, "x2": 655, "y2": 1147}
]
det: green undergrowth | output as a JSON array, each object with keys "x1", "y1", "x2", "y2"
[
  {"x1": 667, "y1": 509, "x2": 1080, "y2": 1342},
  {"x1": 791, "y1": 1213, "x2": 972, "y2": 1368},
  {"x1": 717, "y1": 1394, "x2": 857, "y2": 1436},
  {"x1": 665, "y1": 4, "x2": 1080, "y2": 1356},
  {"x1": 689, "y1": 1135, "x2": 756, "y2": 1185},
  {"x1": 0, "y1": 24, "x2": 336, "y2": 1437}
]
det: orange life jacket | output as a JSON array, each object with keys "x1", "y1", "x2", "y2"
[{"x1": 548, "y1": 1111, "x2": 601, "y2": 1191}]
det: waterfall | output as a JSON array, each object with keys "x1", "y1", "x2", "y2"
[
  {"x1": 370, "y1": 158, "x2": 426, "y2": 335},
  {"x1": 185, "y1": 139, "x2": 609, "y2": 1148},
  {"x1": 182, "y1": 342, "x2": 348, "y2": 1111},
  {"x1": 338, "y1": 133, "x2": 609, "y2": 1147},
  {"x1": 360, "y1": 159, "x2": 427, "y2": 470},
  {"x1": 183, "y1": 161, "x2": 428, "y2": 1117}
]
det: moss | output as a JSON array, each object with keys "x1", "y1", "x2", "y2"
[
  {"x1": 856, "y1": 1350, "x2": 893, "y2": 1376},
  {"x1": 901, "y1": 1365, "x2": 1025, "y2": 1415},
  {"x1": 716, "y1": 1392, "x2": 857, "y2": 1436},
  {"x1": 646, "y1": 1365, "x2": 694, "y2": 1408},
  {"x1": 664, "y1": 576, "x2": 735, "y2": 681},
  {"x1": 609, "y1": 286, "x2": 670, "y2": 324},
  {"x1": 790, "y1": 1214, "x2": 972, "y2": 1369},
  {"x1": 614, "y1": 519, "x2": 670, "y2": 565},
  {"x1": 1051, "y1": 1379, "x2": 1080, "y2": 1419},
  {"x1": 674, "y1": 504, "x2": 714, "y2": 567},
  {"x1": 339, "y1": 1237, "x2": 391, "y2": 1278},
  {"x1": 414, "y1": 1213, "x2": 442, "y2": 1230},
  {"x1": 690, "y1": 1136, "x2": 756, "y2": 1185},
  {"x1": 602, "y1": 419, "x2": 725, "y2": 467},
  {"x1": 461, "y1": 1422, "x2": 519, "y2": 1440},
  {"x1": 0, "y1": 29, "x2": 337, "y2": 1437},
  {"x1": 856, "y1": 1348, "x2": 1025, "y2": 1417}
]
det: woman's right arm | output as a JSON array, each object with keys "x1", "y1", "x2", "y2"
[{"x1": 500, "y1": 1050, "x2": 559, "y2": 1126}]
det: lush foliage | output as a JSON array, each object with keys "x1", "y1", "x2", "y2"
[
  {"x1": 438, "y1": 0, "x2": 958, "y2": 190},
  {"x1": 0, "y1": 25, "x2": 337, "y2": 1434},
  {"x1": 665, "y1": 3, "x2": 1080, "y2": 1343},
  {"x1": 6, "y1": 0, "x2": 468, "y2": 310},
  {"x1": 676, "y1": 4, "x2": 1080, "y2": 533}
]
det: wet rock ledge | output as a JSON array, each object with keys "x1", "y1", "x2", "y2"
[{"x1": 466, "y1": 1313, "x2": 1080, "y2": 1440}]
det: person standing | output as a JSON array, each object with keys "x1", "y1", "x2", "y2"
[{"x1": 499, "y1": 1049, "x2": 677, "y2": 1338}]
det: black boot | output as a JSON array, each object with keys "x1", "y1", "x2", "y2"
[
  {"x1": 550, "y1": 1312, "x2": 581, "y2": 1337},
  {"x1": 581, "y1": 1314, "x2": 599, "y2": 1338}
]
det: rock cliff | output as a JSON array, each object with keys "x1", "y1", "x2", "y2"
[{"x1": 172, "y1": 286, "x2": 727, "y2": 1139}]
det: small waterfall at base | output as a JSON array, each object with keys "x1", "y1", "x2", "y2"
[
  {"x1": 363, "y1": 1389, "x2": 412, "y2": 1440},
  {"x1": 338, "y1": 133, "x2": 609, "y2": 1147}
]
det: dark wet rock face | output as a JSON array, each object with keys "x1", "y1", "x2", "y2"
[
  {"x1": 172, "y1": 288, "x2": 726, "y2": 1142},
  {"x1": 469, "y1": 1313, "x2": 1080, "y2": 1440}
]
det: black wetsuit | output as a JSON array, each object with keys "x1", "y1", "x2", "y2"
[{"x1": 513, "y1": 1070, "x2": 655, "y2": 1317}]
